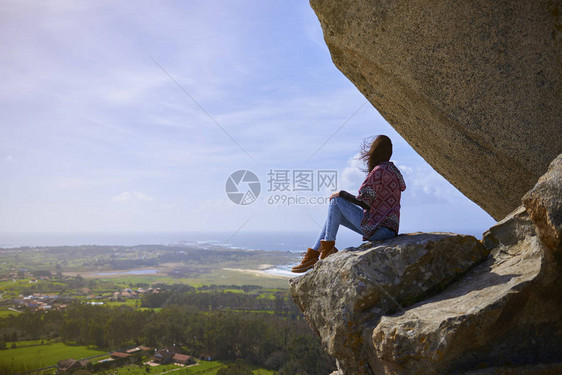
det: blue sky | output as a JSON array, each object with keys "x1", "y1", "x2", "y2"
[{"x1": 0, "y1": 1, "x2": 495, "y2": 244}]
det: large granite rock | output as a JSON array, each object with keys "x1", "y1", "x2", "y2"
[
  {"x1": 290, "y1": 233, "x2": 489, "y2": 374},
  {"x1": 290, "y1": 154, "x2": 562, "y2": 374},
  {"x1": 523, "y1": 154, "x2": 562, "y2": 252},
  {"x1": 369, "y1": 208, "x2": 562, "y2": 374},
  {"x1": 309, "y1": 0, "x2": 562, "y2": 220}
]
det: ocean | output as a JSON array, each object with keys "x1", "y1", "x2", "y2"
[{"x1": 0, "y1": 230, "x2": 366, "y2": 253}]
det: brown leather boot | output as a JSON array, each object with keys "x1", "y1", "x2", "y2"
[
  {"x1": 291, "y1": 248, "x2": 320, "y2": 273},
  {"x1": 319, "y1": 240, "x2": 338, "y2": 260}
]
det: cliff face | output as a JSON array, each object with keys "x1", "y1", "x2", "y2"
[
  {"x1": 309, "y1": 0, "x2": 562, "y2": 220},
  {"x1": 290, "y1": 155, "x2": 562, "y2": 374}
]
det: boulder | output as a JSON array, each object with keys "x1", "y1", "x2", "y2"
[
  {"x1": 368, "y1": 208, "x2": 562, "y2": 374},
  {"x1": 290, "y1": 154, "x2": 562, "y2": 374},
  {"x1": 309, "y1": 0, "x2": 562, "y2": 220},
  {"x1": 523, "y1": 154, "x2": 562, "y2": 252},
  {"x1": 290, "y1": 233, "x2": 489, "y2": 374}
]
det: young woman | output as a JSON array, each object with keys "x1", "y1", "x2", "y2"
[{"x1": 292, "y1": 135, "x2": 406, "y2": 273}]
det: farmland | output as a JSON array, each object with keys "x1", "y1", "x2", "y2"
[
  {"x1": 0, "y1": 341, "x2": 106, "y2": 370},
  {"x1": 0, "y1": 244, "x2": 335, "y2": 374},
  {"x1": 0, "y1": 340, "x2": 273, "y2": 375},
  {"x1": 0, "y1": 243, "x2": 298, "y2": 290}
]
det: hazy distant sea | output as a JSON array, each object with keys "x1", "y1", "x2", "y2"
[
  {"x1": 0, "y1": 226, "x2": 485, "y2": 253},
  {"x1": 0, "y1": 230, "x2": 366, "y2": 253}
]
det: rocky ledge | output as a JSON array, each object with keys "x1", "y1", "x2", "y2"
[{"x1": 290, "y1": 155, "x2": 562, "y2": 374}]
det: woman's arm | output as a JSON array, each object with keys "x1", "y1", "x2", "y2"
[
  {"x1": 357, "y1": 168, "x2": 379, "y2": 207},
  {"x1": 339, "y1": 190, "x2": 370, "y2": 211}
]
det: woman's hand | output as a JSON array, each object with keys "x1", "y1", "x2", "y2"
[{"x1": 329, "y1": 191, "x2": 340, "y2": 201}]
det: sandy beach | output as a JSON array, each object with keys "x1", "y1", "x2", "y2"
[{"x1": 222, "y1": 267, "x2": 293, "y2": 279}]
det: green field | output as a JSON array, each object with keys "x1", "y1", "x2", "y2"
[
  {"x1": 0, "y1": 350, "x2": 275, "y2": 375},
  {"x1": 0, "y1": 310, "x2": 19, "y2": 318},
  {"x1": 3, "y1": 339, "x2": 50, "y2": 347},
  {"x1": 0, "y1": 342, "x2": 107, "y2": 369},
  {"x1": 111, "y1": 361, "x2": 222, "y2": 375},
  {"x1": 104, "y1": 299, "x2": 141, "y2": 308},
  {"x1": 92, "y1": 268, "x2": 291, "y2": 289},
  {"x1": 112, "y1": 361, "x2": 275, "y2": 375}
]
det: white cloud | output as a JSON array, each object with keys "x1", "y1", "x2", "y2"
[
  {"x1": 403, "y1": 165, "x2": 464, "y2": 204},
  {"x1": 195, "y1": 198, "x2": 238, "y2": 211},
  {"x1": 339, "y1": 153, "x2": 365, "y2": 192},
  {"x1": 111, "y1": 191, "x2": 154, "y2": 203},
  {"x1": 337, "y1": 155, "x2": 462, "y2": 206},
  {"x1": 5, "y1": 155, "x2": 13, "y2": 162},
  {"x1": 397, "y1": 164, "x2": 413, "y2": 176}
]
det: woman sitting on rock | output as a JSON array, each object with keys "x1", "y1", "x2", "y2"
[{"x1": 292, "y1": 135, "x2": 406, "y2": 273}]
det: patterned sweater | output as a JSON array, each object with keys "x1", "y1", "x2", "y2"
[{"x1": 356, "y1": 161, "x2": 406, "y2": 239}]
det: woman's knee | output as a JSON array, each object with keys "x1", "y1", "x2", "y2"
[{"x1": 330, "y1": 196, "x2": 344, "y2": 206}]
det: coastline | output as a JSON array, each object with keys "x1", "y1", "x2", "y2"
[{"x1": 222, "y1": 265, "x2": 295, "y2": 279}]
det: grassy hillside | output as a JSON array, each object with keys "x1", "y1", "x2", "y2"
[{"x1": 0, "y1": 341, "x2": 106, "y2": 369}]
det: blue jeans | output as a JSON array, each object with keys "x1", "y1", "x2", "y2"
[{"x1": 312, "y1": 197, "x2": 396, "y2": 250}]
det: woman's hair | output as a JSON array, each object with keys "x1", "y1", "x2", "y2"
[{"x1": 359, "y1": 135, "x2": 393, "y2": 172}]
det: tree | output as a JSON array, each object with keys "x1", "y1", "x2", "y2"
[
  {"x1": 55, "y1": 263, "x2": 63, "y2": 280},
  {"x1": 32, "y1": 270, "x2": 51, "y2": 278},
  {"x1": 216, "y1": 360, "x2": 253, "y2": 375}
]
